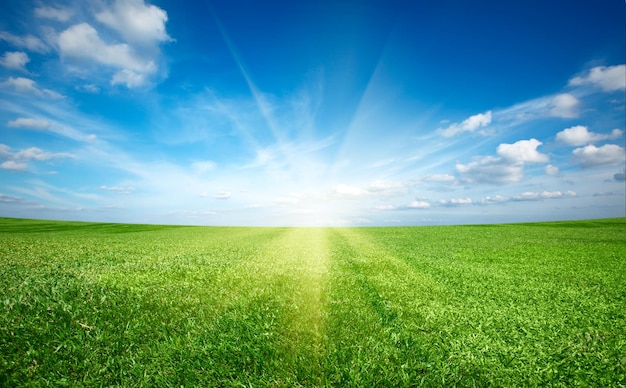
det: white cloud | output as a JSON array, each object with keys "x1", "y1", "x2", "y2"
[
  {"x1": 545, "y1": 164, "x2": 559, "y2": 176},
  {"x1": 0, "y1": 77, "x2": 64, "y2": 99},
  {"x1": 569, "y1": 65, "x2": 626, "y2": 92},
  {"x1": 57, "y1": 23, "x2": 157, "y2": 88},
  {"x1": 0, "y1": 160, "x2": 28, "y2": 171},
  {"x1": 58, "y1": 23, "x2": 156, "y2": 73},
  {"x1": 374, "y1": 200, "x2": 431, "y2": 211},
  {"x1": 497, "y1": 138, "x2": 549, "y2": 163},
  {"x1": 475, "y1": 191, "x2": 576, "y2": 205},
  {"x1": 512, "y1": 191, "x2": 576, "y2": 201},
  {"x1": 456, "y1": 156, "x2": 523, "y2": 184},
  {"x1": 7, "y1": 118, "x2": 50, "y2": 130},
  {"x1": 34, "y1": 5, "x2": 73, "y2": 22},
  {"x1": 549, "y1": 93, "x2": 579, "y2": 118},
  {"x1": 78, "y1": 84, "x2": 101, "y2": 93},
  {"x1": 0, "y1": 32, "x2": 49, "y2": 53},
  {"x1": 479, "y1": 195, "x2": 508, "y2": 204},
  {"x1": 454, "y1": 139, "x2": 548, "y2": 185},
  {"x1": 0, "y1": 51, "x2": 29, "y2": 72},
  {"x1": 572, "y1": 144, "x2": 625, "y2": 168},
  {"x1": 407, "y1": 200, "x2": 430, "y2": 209},
  {"x1": 556, "y1": 125, "x2": 623, "y2": 146},
  {"x1": 440, "y1": 198, "x2": 473, "y2": 206},
  {"x1": 15, "y1": 147, "x2": 74, "y2": 161},
  {"x1": 95, "y1": 0, "x2": 172, "y2": 46},
  {"x1": 0, "y1": 144, "x2": 10, "y2": 159},
  {"x1": 438, "y1": 111, "x2": 492, "y2": 137},
  {"x1": 99, "y1": 185, "x2": 134, "y2": 194},
  {"x1": 111, "y1": 69, "x2": 148, "y2": 88},
  {"x1": 0, "y1": 144, "x2": 74, "y2": 172}
]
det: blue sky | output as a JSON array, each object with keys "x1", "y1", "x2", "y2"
[{"x1": 0, "y1": 0, "x2": 624, "y2": 226}]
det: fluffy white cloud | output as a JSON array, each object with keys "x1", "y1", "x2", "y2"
[
  {"x1": 438, "y1": 111, "x2": 492, "y2": 137},
  {"x1": 374, "y1": 200, "x2": 431, "y2": 211},
  {"x1": 545, "y1": 164, "x2": 559, "y2": 176},
  {"x1": 569, "y1": 64, "x2": 626, "y2": 92},
  {"x1": 0, "y1": 144, "x2": 10, "y2": 159},
  {"x1": 512, "y1": 191, "x2": 576, "y2": 201},
  {"x1": 14, "y1": 1, "x2": 172, "y2": 90},
  {"x1": 572, "y1": 144, "x2": 625, "y2": 167},
  {"x1": 34, "y1": 5, "x2": 73, "y2": 22},
  {"x1": 0, "y1": 77, "x2": 63, "y2": 99},
  {"x1": 549, "y1": 93, "x2": 579, "y2": 118},
  {"x1": 497, "y1": 138, "x2": 549, "y2": 163},
  {"x1": 556, "y1": 125, "x2": 623, "y2": 146},
  {"x1": 7, "y1": 118, "x2": 50, "y2": 130},
  {"x1": 0, "y1": 32, "x2": 49, "y2": 53},
  {"x1": 475, "y1": 191, "x2": 576, "y2": 205},
  {"x1": 439, "y1": 198, "x2": 473, "y2": 206},
  {"x1": 58, "y1": 23, "x2": 156, "y2": 73},
  {"x1": 57, "y1": 18, "x2": 168, "y2": 88},
  {"x1": 111, "y1": 69, "x2": 149, "y2": 88},
  {"x1": 406, "y1": 200, "x2": 430, "y2": 209},
  {"x1": 0, "y1": 51, "x2": 29, "y2": 71},
  {"x1": 95, "y1": 0, "x2": 171, "y2": 46},
  {"x1": 0, "y1": 160, "x2": 28, "y2": 171},
  {"x1": 0, "y1": 143, "x2": 74, "y2": 172},
  {"x1": 456, "y1": 156, "x2": 524, "y2": 184}
]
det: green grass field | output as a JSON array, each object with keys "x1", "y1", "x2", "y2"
[{"x1": 1, "y1": 217, "x2": 625, "y2": 386}]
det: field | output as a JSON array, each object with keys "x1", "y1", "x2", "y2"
[{"x1": 1, "y1": 217, "x2": 625, "y2": 386}]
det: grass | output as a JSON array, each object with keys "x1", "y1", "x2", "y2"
[{"x1": 0, "y1": 217, "x2": 625, "y2": 386}]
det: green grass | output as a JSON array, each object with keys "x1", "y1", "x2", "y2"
[{"x1": 1, "y1": 217, "x2": 625, "y2": 386}]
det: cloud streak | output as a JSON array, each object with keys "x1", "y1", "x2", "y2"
[
  {"x1": 438, "y1": 111, "x2": 492, "y2": 137},
  {"x1": 0, "y1": 144, "x2": 75, "y2": 171},
  {"x1": 0, "y1": 77, "x2": 64, "y2": 99},
  {"x1": 7, "y1": 118, "x2": 51, "y2": 129},
  {"x1": 569, "y1": 65, "x2": 626, "y2": 92}
]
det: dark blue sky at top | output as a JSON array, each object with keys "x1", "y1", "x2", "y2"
[{"x1": 161, "y1": 0, "x2": 624, "y2": 108}]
